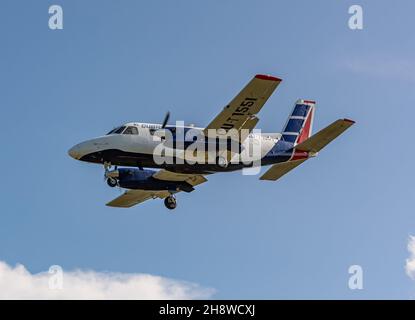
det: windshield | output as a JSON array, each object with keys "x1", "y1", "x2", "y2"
[{"x1": 106, "y1": 126, "x2": 126, "y2": 135}]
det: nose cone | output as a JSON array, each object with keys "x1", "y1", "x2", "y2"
[{"x1": 68, "y1": 144, "x2": 81, "y2": 160}]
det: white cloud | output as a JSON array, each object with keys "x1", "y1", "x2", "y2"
[
  {"x1": 405, "y1": 236, "x2": 415, "y2": 280},
  {"x1": 0, "y1": 261, "x2": 215, "y2": 299}
]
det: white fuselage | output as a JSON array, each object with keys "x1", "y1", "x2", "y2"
[{"x1": 68, "y1": 122, "x2": 282, "y2": 168}]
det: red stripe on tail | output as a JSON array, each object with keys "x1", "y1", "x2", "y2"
[{"x1": 296, "y1": 108, "x2": 314, "y2": 144}]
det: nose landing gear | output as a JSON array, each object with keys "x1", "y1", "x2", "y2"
[{"x1": 164, "y1": 195, "x2": 177, "y2": 210}]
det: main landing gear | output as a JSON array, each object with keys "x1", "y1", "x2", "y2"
[
  {"x1": 104, "y1": 162, "x2": 119, "y2": 187},
  {"x1": 216, "y1": 156, "x2": 228, "y2": 168},
  {"x1": 107, "y1": 177, "x2": 117, "y2": 187},
  {"x1": 164, "y1": 195, "x2": 177, "y2": 210}
]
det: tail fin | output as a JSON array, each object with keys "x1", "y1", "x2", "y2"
[{"x1": 281, "y1": 99, "x2": 315, "y2": 145}]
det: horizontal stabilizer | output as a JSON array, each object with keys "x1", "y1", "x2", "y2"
[
  {"x1": 260, "y1": 119, "x2": 354, "y2": 181},
  {"x1": 294, "y1": 119, "x2": 355, "y2": 153},
  {"x1": 260, "y1": 159, "x2": 307, "y2": 181}
]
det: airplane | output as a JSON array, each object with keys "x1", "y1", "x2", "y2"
[{"x1": 68, "y1": 74, "x2": 354, "y2": 210}]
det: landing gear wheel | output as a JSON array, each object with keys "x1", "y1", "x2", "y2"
[
  {"x1": 107, "y1": 177, "x2": 117, "y2": 187},
  {"x1": 216, "y1": 156, "x2": 228, "y2": 168},
  {"x1": 164, "y1": 196, "x2": 177, "y2": 210}
]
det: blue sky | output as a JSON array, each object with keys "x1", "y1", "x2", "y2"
[{"x1": 0, "y1": 0, "x2": 414, "y2": 299}]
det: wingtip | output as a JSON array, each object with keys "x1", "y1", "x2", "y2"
[
  {"x1": 255, "y1": 74, "x2": 282, "y2": 82},
  {"x1": 343, "y1": 118, "x2": 356, "y2": 124}
]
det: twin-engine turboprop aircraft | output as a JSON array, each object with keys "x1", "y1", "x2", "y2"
[{"x1": 68, "y1": 74, "x2": 354, "y2": 210}]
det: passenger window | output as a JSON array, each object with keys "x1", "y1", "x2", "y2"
[{"x1": 124, "y1": 126, "x2": 138, "y2": 135}]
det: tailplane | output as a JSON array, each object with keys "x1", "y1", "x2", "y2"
[
  {"x1": 294, "y1": 118, "x2": 355, "y2": 153},
  {"x1": 260, "y1": 115, "x2": 355, "y2": 181}
]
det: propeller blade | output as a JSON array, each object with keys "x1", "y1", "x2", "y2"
[{"x1": 161, "y1": 111, "x2": 170, "y2": 129}]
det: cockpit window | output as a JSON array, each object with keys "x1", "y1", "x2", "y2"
[
  {"x1": 106, "y1": 128, "x2": 117, "y2": 135},
  {"x1": 114, "y1": 126, "x2": 126, "y2": 134},
  {"x1": 106, "y1": 126, "x2": 126, "y2": 135},
  {"x1": 123, "y1": 126, "x2": 138, "y2": 135}
]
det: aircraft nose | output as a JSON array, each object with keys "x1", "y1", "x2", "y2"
[{"x1": 68, "y1": 144, "x2": 81, "y2": 160}]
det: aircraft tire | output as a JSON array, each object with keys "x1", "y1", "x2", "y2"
[
  {"x1": 216, "y1": 156, "x2": 228, "y2": 168},
  {"x1": 107, "y1": 178, "x2": 117, "y2": 187},
  {"x1": 164, "y1": 196, "x2": 177, "y2": 210}
]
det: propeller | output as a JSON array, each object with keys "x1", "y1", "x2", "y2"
[{"x1": 161, "y1": 111, "x2": 170, "y2": 129}]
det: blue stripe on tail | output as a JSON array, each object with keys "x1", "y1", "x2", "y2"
[{"x1": 281, "y1": 101, "x2": 314, "y2": 144}]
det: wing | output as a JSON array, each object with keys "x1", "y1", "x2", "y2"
[
  {"x1": 106, "y1": 170, "x2": 207, "y2": 208},
  {"x1": 204, "y1": 74, "x2": 282, "y2": 137},
  {"x1": 106, "y1": 190, "x2": 170, "y2": 208},
  {"x1": 152, "y1": 169, "x2": 207, "y2": 186}
]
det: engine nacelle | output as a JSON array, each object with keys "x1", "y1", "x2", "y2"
[{"x1": 116, "y1": 168, "x2": 194, "y2": 192}]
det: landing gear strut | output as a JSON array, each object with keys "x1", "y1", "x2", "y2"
[
  {"x1": 164, "y1": 195, "x2": 177, "y2": 210},
  {"x1": 104, "y1": 161, "x2": 112, "y2": 170}
]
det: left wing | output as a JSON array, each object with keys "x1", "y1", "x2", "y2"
[
  {"x1": 106, "y1": 189, "x2": 170, "y2": 208},
  {"x1": 204, "y1": 74, "x2": 282, "y2": 137}
]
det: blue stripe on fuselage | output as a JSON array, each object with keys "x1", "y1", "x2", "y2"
[{"x1": 261, "y1": 139, "x2": 294, "y2": 165}]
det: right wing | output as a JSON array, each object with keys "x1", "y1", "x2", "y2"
[
  {"x1": 204, "y1": 74, "x2": 282, "y2": 137},
  {"x1": 106, "y1": 190, "x2": 170, "y2": 208}
]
